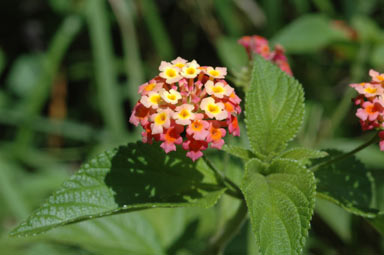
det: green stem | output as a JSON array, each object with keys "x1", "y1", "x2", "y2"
[
  {"x1": 86, "y1": 0, "x2": 126, "y2": 141},
  {"x1": 202, "y1": 155, "x2": 243, "y2": 199},
  {"x1": 204, "y1": 200, "x2": 248, "y2": 255},
  {"x1": 140, "y1": 0, "x2": 174, "y2": 59},
  {"x1": 109, "y1": 0, "x2": 144, "y2": 108},
  {"x1": 310, "y1": 132, "x2": 379, "y2": 171}
]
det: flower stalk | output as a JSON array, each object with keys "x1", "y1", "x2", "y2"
[{"x1": 310, "y1": 132, "x2": 379, "y2": 171}]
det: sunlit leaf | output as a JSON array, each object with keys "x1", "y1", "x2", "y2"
[
  {"x1": 245, "y1": 55, "x2": 304, "y2": 157},
  {"x1": 10, "y1": 142, "x2": 226, "y2": 237},
  {"x1": 242, "y1": 158, "x2": 315, "y2": 255}
]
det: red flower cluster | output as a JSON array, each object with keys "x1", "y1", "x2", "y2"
[
  {"x1": 129, "y1": 57, "x2": 241, "y2": 161},
  {"x1": 238, "y1": 35, "x2": 293, "y2": 76},
  {"x1": 350, "y1": 69, "x2": 384, "y2": 151}
]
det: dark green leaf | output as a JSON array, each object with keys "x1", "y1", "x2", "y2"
[
  {"x1": 313, "y1": 149, "x2": 378, "y2": 217},
  {"x1": 368, "y1": 213, "x2": 384, "y2": 236},
  {"x1": 10, "y1": 142, "x2": 225, "y2": 237},
  {"x1": 245, "y1": 55, "x2": 305, "y2": 157},
  {"x1": 242, "y1": 158, "x2": 315, "y2": 255}
]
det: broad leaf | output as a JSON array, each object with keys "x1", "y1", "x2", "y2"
[
  {"x1": 272, "y1": 14, "x2": 347, "y2": 53},
  {"x1": 10, "y1": 142, "x2": 226, "y2": 237},
  {"x1": 245, "y1": 55, "x2": 305, "y2": 157},
  {"x1": 45, "y1": 213, "x2": 165, "y2": 255},
  {"x1": 222, "y1": 145, "x2": 255, "y2": 161},
  {"x1": 280, "y1": 147, "x2": 328, "y2": 164},
  {"x1": 242, "y1": 158, "x2": 315, "y2": 255},
  {"x1": 313, "y1": 149, "x2": 378, "y2": 217}
]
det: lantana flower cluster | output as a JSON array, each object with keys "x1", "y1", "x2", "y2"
[
  {"x1": 129, "y1": 57, "x2": 241, "y2": 161},
  {"x1": 238, "y1": 35, "x2": 293, "y2": 76},
  {"x1": 350, "y1": 69, "x2": 384, "y2": 150}
]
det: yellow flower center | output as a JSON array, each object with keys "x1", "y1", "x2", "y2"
[
  {"x1": 174, "y1": 63, "x2": 185, "y2": 68},
  {"x1": 209, "y1": 70, "x2": 220, "y2": 77},
  {"x1": 186, "y1": 67, "x2": 196, "y2": 75},
  {"x1": 179, "y1": 109, "x2": 190, "y2": 119},
  {"x1": 154, "y1": 112, "x2": 167, "y2": 125},
  {"x1": 166, "y1": 68, "x2": 177, "y2": 78},
  {"x1": 364, "y1": 87, "x2": 377, "y2": 94},
  {"x1": 145, "y1": 83, "x2": 156, "y2": 91},
  {"x1": 207, "y1": 104, "x2": 220, "y2": 114},
  {"x1": 212, "y1": 86, "x2": 224, "y2": 94},
  {"x1": 149, "y1": 94, "x2": 161, "y2": 104},
  {"x1": 167, "y1": 94, "x2": 177, "y2": 101}
]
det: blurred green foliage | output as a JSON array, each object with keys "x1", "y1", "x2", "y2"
[{"x1": 1, "y1": 0, "x2": 384, "y2": 254}]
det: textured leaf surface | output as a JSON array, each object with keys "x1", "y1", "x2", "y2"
[
  {"x1": 245, "y1": 55, "x2": 305, "y2": 157},
  {"x1": 313, "y1": 149, "x2": 377, "y2": 217},
  {"x1": 222, "y1": 145, "x2": 255, "y2": 161},
  {"x1": 272, "y1": 14, "x2": 346, "y2": 53},
  {"x1": 241, "y1": 158, "x2": 315, "y2": 255},
  {"x1": 10, "y1": 142, "x2": 225, "y2": 237},
  {"x1": 280, "y1": 147, "x2": 328, "y2": 161}
]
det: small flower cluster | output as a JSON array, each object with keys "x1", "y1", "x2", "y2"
[
  {"x1": 238, "y1": 35, "x2": 293, "y2": 76},
  {"x1": 129, "y1": 57, "x2": 241, "y2": 161},
  {"x1": 350, "y1": 69, "x2": 384, "y2": 151}
]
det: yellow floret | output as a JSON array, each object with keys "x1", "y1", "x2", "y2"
[
  {"x1": 154, "y1": 112, "x2": 167, "y2": 125},
  {"x1": 149, "y1": 94, "x2": 161, "y2": 104},
  {"x1": 179, "y1": 109, "x2": 191, "y2": 119}
]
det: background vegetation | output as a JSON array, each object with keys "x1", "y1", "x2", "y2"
[{"x1": 1, "y1": 0, "x2": 384, "y2": 254}]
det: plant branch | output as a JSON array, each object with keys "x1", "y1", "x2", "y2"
[
  {"x1": 202, "y1": 155, "x2": 243, "y2": 199},
  {"x1": 204, "y1": 200, "x2": 248, "y2": 255},
  {"x1": 310, "y1": 132, "x2": 379, "y2": 171}
]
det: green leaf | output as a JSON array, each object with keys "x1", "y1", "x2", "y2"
[
  {"x1": 280, "y1": 147, "x2": 328, "y2": 163},
  {"x1": 45, "y1": 213, "x2": 165, "y2": 255},
  {"x1": 241, "y1": 158, "x2": 315, "y2": 255},
  {"x1": 368, "y1": 212, "x2": 384, "y2": 236},
  {"x1": 141, "y1": 208, "x2": 188, "y2": 248},
  {"x1": 370, "y1": 44, "x2": 384, "y2": 70},
  {"x1": 272, "y1": 14, "x2": 347, "y2": 53},
  {"x1": 351, "y1": 15, "x2": 384, "y2": 43},
  {"x1": 216, "y1": 36, "x2": 248, "y2": 72},
  {"x1": 315, "y1": 198, "x2": 352, "y2": 242},
  {"x1": 245, "y1": 55, "x2": 305, "y2": 157},
  {"x1": 10, "y1": 142, "x2": 226, "y2": 237},
  {"x1": 222, "y1": 145, "x2": 255, "y2": 161},
  {"x1": 313, "y1": 149, "x2": 378, "y2": 217}
]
